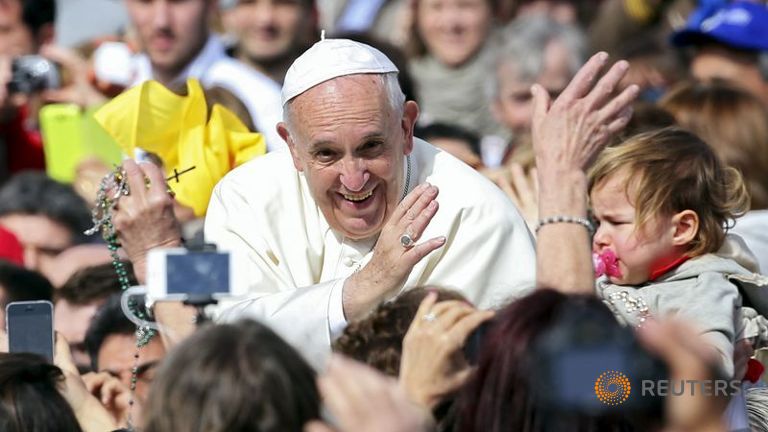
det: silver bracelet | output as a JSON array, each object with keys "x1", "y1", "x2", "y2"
[{"x1": 535, "y1": 215, "x2": 595, "y2": 236}]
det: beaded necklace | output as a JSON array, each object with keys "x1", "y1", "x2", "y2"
[{"x1": 85, "y1": 165, "x2": 193, "y2": 430}]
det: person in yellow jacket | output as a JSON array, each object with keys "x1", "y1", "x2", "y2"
[{"x1": 94, "y1": 78, "x2": 266, "y2": 218}]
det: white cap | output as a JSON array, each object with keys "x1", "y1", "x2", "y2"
[{"x1": 281, "y1": 38, "x2": 399, "y2": 105}]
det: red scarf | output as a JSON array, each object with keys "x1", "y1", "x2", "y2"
[{"x1": 648, "y1": 255, "x2": 690, "y2": 281}]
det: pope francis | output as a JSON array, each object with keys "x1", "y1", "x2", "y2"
[
  {"x1": 203, "y1": 38, "x2": 535, "y2": 364},
  {"x1": 114, "y1": 38, "x2": 536, "y2": 366}
]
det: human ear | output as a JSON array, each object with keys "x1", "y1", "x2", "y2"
[
  {"x1": 671, "y1": 210, "x2": 699, "y2": 247},
  {"x1": 402, "y1": 101, "x2": 419, "y2": 155},
  {"x1": 278, "y1": 122, "x2": 303, "y2": 172}
]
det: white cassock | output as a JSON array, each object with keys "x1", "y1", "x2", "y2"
[{"x1": 204, "y1": 138, "x2": 536, "y2": 366}]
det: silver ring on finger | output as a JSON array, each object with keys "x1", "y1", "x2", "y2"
[
  {"x1": 422, "y1": 311, "x2": 437, "y2": 322},
  {"x1": 400, "y1": 232, "x2": 415, "y2": 248}
]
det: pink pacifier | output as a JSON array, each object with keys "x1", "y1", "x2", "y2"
[{"x1": 593, "y1": 249, "x2": 622, "y2": 278}]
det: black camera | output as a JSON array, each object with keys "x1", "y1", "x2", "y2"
[
  {"x1": 529, "y1": 300, "x2": 668, "y2": 421},
  {"x1": 7, "y1": 55, "x2": 60, "y2": 94}
]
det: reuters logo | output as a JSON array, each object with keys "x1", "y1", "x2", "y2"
[{"x1": 594, "y1": 370, "x2": 631, "y2": 405}]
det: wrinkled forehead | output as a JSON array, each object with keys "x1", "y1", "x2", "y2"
[
  {"x1": 288, "y1": 75, "x2": 391, "y2": 122},
  {"x1": 287, "y1": 77, "x2": 401, "y2": 152}
]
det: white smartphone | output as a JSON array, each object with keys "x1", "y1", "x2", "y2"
[
  {"x1": 6, "y1": 300, "x2": 55, "y2": 362},
  {"x1": 146, "y1": 248, "x2": 248, "y2": 301}
]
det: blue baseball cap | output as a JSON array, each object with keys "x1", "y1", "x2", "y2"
[{"x1": 671, "y1": 1, "x2": 768, "y2": 52}]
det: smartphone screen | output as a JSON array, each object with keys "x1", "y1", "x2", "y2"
[
  {"x1": 166, "y1": 252, "x2": 230, "y2": 296},
  {"x1": 6, "y1": 301, "x2": 54, "y2": 362}
]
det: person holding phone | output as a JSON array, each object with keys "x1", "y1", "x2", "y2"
[
  {"x1": 6, "y1": 300, "x2": 54, "y2": 362},
  {"x1": 0, "y1": 0, "x2": 56, "y2": 180},
  {"x1": 0, "y1": 320, "x2": 120, "y2": 430},
  {"x1": 0, "y1": 260, "x2": 53, "y2": 325},
  {"x1": 113, "y1": 38, "x2": 539, "y2": 367}
]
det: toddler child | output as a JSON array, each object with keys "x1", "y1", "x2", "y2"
[{"x1": 589, "y1": 127, "x2": 768, "y2": 379}]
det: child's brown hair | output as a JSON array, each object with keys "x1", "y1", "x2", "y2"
[{"x1": 589, "y1": 127, "x2": 749, "y2": 257}]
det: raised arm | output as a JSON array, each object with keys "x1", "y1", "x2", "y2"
[{"x1": 531, "y1": 52, "x2": 638, "y2": 293}]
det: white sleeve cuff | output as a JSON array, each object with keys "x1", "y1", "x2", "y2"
[{"x1": 328, "y1": 278, "x2": 348, "y2": 339}]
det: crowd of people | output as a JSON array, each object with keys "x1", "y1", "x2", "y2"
[{"x1": 2, "y1": 0, "x2": 768, "y2": 431}]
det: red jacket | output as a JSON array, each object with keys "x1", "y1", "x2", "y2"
[
  {"x1": 1, "y1": 105, "x2": 45, "y2": 174},
  {"x1": 0, "y1": 225, "x2": 24, "y2": 266}
]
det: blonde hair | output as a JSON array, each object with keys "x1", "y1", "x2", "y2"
[
  {"x1": 589, "y1": 128, "x2": 750, "y2": 257},
  {"x1": 660, "y1": 80, "x2": 768, "y2": 210}
]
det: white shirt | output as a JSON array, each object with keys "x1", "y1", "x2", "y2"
[
  {"x1": 132, "y1": 35, "x2": 285, "y2": 152},
  {"x1": 732, "y1": 210, "x2": 768, "y2": 273},
  {"x1": 204, "y1": 139, "x2": 536, "y2": 366}
]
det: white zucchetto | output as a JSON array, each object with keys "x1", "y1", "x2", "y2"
[{"x1": 281, "y1": 38, "x2": 399, "y2": 106}]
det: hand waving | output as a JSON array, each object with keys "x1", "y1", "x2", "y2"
[
  {"x1": 344, "y1": 183, "x2": 445, "y2": 320},
  {"x1": 532, "y1": 52, "x2": 639, "y2": 174}
]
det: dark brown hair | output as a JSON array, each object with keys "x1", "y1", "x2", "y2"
[
  {"x1": 455, "y1": 290, "x2": 640, "y2": 432},
  {"x1": 144, "y1": 319, "x2": 320, "y2": 432},
  {"x1": 0, "y1": 353, "x2": 82, "y2": 432},
  {"x1": 56, "y1": 261, "x2": 133, "y2": 305},
  {"x1": 333, "y1": 287, "x2": 466, "y2": 376}
]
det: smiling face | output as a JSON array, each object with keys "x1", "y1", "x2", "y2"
[
  {"x1": 416, "y1": 0, "x2": 492, "y2": 67},
  {"x1": 125, "y1": 0, "x2": 213, "y2": 81},
  {"x1": 278, "y1": 75, "x2": 417, "y2": 240},
  {"x1": 590, "y1": 171, "x2": 680, "y2": 285},
  {"x1": 225, "y1": 0, "x2": 313, "y2": 64}
]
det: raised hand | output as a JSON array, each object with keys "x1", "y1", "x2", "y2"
[
  {"x1": 532, "y1": 52, "x2": 639, "y2": 175},
  {"x1": 112, "y1": 159, "x2": 182, "y2": 283},
  {"x1": 54, "y1": 334, "x2": 119, "y2": 432},
  {"x1": 531, "y1": 52, "x2": 639, "y2": 293},
  {"x1": 399, "y1": 292, "x2": 494, "y2": 409},
  {"x1": 343, "y1": 183, "x2": 445, "y2": 320},
  {"x1": 40, "y1": 44, "x2": 107, "y2": 108},
  {"x1": 82, "y1": 371, "x2": 131, "y2": 427},
  {"x1": 493, "y1": 163, "x2": 539, "y2": 230}
]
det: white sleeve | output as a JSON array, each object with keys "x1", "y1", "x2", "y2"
[
  {"x1": 217, "y1": 278, "x2": 347, "y2": 369},
  {"x1": 204, "y1": 178, "x2": 347, "y2": 368},
  {"x1": 328, "y1": 278, "x2": 349, "y2": 337}
]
